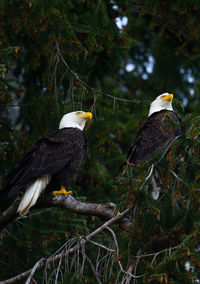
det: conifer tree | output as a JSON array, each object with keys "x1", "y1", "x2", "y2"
[{"x1": 0, "y1": 0, "x2": 199, "y2": 282}]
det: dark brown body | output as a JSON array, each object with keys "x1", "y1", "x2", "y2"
[
  {"x1": 0, "y1": 127, "x2": 87, "y2": 203},
  {"x1": 127, "y1": 110, "x2": 181, "y2": 165}
]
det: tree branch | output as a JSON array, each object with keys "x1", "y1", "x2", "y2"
[
  {"x1": 85, "y1": 255, "x2": 101, "y2": 284},
  {"x1": 0, "y1": 193, "x2": 131, "y2": 231},
  {"x1": 55, "y1": 41, "x2": 139, "y2": 105},
  {"x1": 0, "y1": 207, "x2": 131, "y2": 284},
  {"x1": 0, "y1": 197, "x2": 19, "y2": 231},
  {"x1": 25, "y1": 258, "x2": 46, "y2": 284}
]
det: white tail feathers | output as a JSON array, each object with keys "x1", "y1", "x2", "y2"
[
  {"x1": 17, "y1": 175, "x2": 50, "y2": 216},
  {"x1": 151, "y1": 175, "x2": 161, "y2": 200}
]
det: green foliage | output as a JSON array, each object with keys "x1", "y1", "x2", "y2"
[
  {"x1": 0, "y1": 0, "x2": 200, "y2": 283},
  {"x1": 115, "y1": 114, "x2": 200, "y2": 282}
]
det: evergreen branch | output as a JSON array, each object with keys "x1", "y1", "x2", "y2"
[
  {"x1": 0, "y1": 207, "x2": 131, "y2": 284},
  {"x1": 55, "y1": 41, "x2": 139, "y2": 104}
]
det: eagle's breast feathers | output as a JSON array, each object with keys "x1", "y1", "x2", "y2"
[{"x1": 127, "y1": 110, "x2": 181, "y2": 165}]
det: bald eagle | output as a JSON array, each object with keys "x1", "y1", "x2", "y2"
[
  {"x1": 127, "y1": 93, "x2": 181, "y2": 165},
  {"x1": 0, "y1": 111, "x2": 92, "y2": 216},
  {"x1": 125, "y1": 93, "x2": 181, "y2": 199}
]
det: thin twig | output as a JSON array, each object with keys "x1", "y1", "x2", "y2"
[
  {"x1": 89, "y1": 240, "x2": 116, "y2": 253},
  {"x1": 85, "y1": 208, "x2": 131, "y2": 242},
  {"x1": 85, "y1": 255, "x2": 101, "y2": 284},
  {"x1": 170, "y1": 169, "x2": 186, "y2": 184},
  {"x1": 133, "y1": 250, "x2": 142, "y2": 284},
  {"x1": 54, "y1": 252, "x2": 64, "y2": 283},
  {"x1": 145, "y1": 164, "x2": 154, "y2": 181},
  {"x1": 55, "y1": 41, "x2": 139, "y2": 104},
  {"x1": 131, "y1": 244, "x2": 180, "y2": 260},
  {"x1": 118, "y1": 261, "x2": 143, "y2": 280},
  {"x1": 0, "y1": 207, "x2": 131, "y2": 283},
  {"x1": 106, "y1": 227, "x2": 144, "y2": 281},
  {"x1": 106, "y1": 226, "x2": 119, "y2": 256},
  {"x1": 123, "y1": 263, "x2": 135, "y2": 284}
]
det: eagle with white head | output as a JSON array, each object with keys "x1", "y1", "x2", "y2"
[
  {"x1": 0, "y1": 111, "x2": 92, "y2": 215},
  {"x1": 127, "y1": 93, "x2": 181, "y2": 165},
  {"x1": 126, "y1": 93, "x2": 181, "y2": 199}
]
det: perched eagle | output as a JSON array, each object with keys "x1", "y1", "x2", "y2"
[
  {"x1": 125, "y1": 93, "x2": 181, "y2": 199},
  {"x1": 127, "y1": 93, "x2": 181, "y2": 165},
  {"x1": 0, "y1": 111, "x2": 92, "y2": 216}
]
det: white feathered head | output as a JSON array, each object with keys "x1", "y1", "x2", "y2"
[
  {"x1": 59, "y1": 111, "x2": 92, "y2": 130},
  {"x1": 148, "y1": 93, "x2": 173, "y2": 117}
]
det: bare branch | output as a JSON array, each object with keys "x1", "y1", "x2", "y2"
[
  {"x1": 37, "y1": 194, "x2": 131, "y2": 231},
  {"x1": 84, "y1": 207, "x2": 131, "y2": 241},
  {"x1": 0, "y1": 207, "x2": 131, "y2": 284},
  {"x1": 0, "y1": 194, "x2": 131, "y2": 231},
  {"x1": 0, "y1": 197, "x2": 20, "y2": 231},
  {"x1": 106, "y1": 226, "x2": 119, "y2": 255},
  {"x1": 123, "y1": 263, "x2": 135, "y2": 284},
  {"x1": 89, "y1": 240, "x2": 116, "y2": 253},
  {"x1": 145, "y1": 164, "x2": 154, "y2": 181},
  {"x1": 118, "y1": 260, "x2": 144, "y2": 280},
  {"x1": 105, "y1": 227, "x2": 144, "y2": 282},
  {"x1": 25, "y1": 258, "x2": 46, "y2": 284},
  {"x1": 132, "y1": 244, "x2": 180, "y2": 261},
  {"x1": 170, "y1": 169, "x2": 187, "y2": 184},
  {"x1": 37, "y1": 193, "x2": 116, "y2": 219},
  {"x1": 85, "y1": 255, "x2": 101, "y2": 284}
]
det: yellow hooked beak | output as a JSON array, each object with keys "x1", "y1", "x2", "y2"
[
  {"x1": 78, "y1": 112, "x2": 93, "y2": 119},
  {"x1": 161, "y1": 93, "x2": 173, "y2": 102}
]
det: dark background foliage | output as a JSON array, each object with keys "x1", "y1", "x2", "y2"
[{"x1": 0, "y1": 0, "x2": 199, "y2": 282}]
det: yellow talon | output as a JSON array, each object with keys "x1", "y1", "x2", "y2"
[{"x1": 52, "y1": 186, "x2": 72, "y2": 196}]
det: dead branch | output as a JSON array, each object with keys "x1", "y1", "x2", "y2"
[
  {"x1": 0, "y1": 193, "x2": 131, "y2": 232},
  {"x1": 0, "y1": 197, "x2": 20, "y2": 231},
  {"x1": 25, "y1": 258, "x2": 46, "y2": 284},
  {"x1": 88, "y1": 240, "x2": 116, "y2": 253},
  {"x1": 85, "y1": 255, "x2": 101, "y2": 284},
  {"x1": 106, "y1": 227, "x2": 143, "y2": 282},
  {"x1": 0, "y1": 207, "x2": 131, "y2": 284},
  {"x1": 118, "y1": 261, "x2": 144, "y2": 281},
  {"x1": 106, "y1": 226, "x2": 119, "y2": 255}
]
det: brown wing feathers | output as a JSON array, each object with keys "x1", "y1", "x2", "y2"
[
  {"x1": 127, "y1": 110, "x2": 181, "y2": 165},
  {"x1": 0, "y1": 128, "x2": 87, "y2": 200}
]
